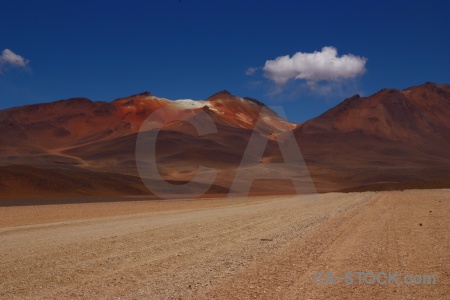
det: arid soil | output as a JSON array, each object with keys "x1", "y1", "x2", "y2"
[{"x1": 0, "y1": 189, "x2": 449, "y2": 299}]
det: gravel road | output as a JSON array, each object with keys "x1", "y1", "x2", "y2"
[{"x1": 1, "y1": 189, "x2": 448, "y2": 299}]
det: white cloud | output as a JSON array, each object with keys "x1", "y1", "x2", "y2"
[
  {"x1": 263, "y1": 47, "x2": 367, "y2": 85},
  {"x1": 245, "y1": 67, "x2": 258, "y2": 75},
  {"x1": 0, "y1": 49, "x2": 30, "y2": 74}
]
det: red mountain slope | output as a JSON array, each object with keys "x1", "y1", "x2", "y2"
[
  {"x1": 0, "y1": 91, "x2": 294, "y2": 198},
  {"x1": 294, "y1": 82, "x2": 450, "y2": 191},
  {"x1": 0, "y1": 82, "x2": 449, "y2": 199}
]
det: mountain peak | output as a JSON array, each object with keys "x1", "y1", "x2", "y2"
[
  {"x1": 131, "y1": 91, "x2": 153, "y2": 97},
  {"x1": 206, "y1": 91, "x2": 268, "y2": 107},
  {"x1": 403, "y1": 81, "x2": 442, "y2": 91},
  {"x1": 112, "y1": 91, "x2": 154, "y2": 104},
  {"x1": 207, "y1": 90, "x2": 234, "y2": 101},
  {"x1": 403, "y1": 82, "x2": 450, "y2": 99},
  {"x1": 242, "y1": 96, "x2": 267, "y2": 107}
]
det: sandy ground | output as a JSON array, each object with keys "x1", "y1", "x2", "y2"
[{"x1": 0, "y1": 189, "x2": 448, "y2": 299}]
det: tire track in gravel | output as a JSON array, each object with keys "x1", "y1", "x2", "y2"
[{"x1": 198, "y1": 190, "x2": 449, "y2": 300}]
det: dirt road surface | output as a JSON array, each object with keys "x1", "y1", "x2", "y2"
[{"x1": 1, "y1": 190, "x2": 449, "y2": 299}]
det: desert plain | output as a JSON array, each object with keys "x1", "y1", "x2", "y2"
[
  {"x1": 1, "y1": 83, "x2": 449, "y2": 299},
  {"x1": 1, "y1": 189, "x2": 448, "y2": 299}
]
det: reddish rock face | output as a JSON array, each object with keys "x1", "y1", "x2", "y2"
[
  {"x1": 299, "y1": 83, "x2": 450, "y2": 143},
  {"x1": 0, "y1": 82, "x2": 449, "y2": 199},
  {"x1": 294, "y1": 82, "x2": 450, "y2": 191}
]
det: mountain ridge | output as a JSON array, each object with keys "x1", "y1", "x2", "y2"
[{"x1": 1, "y1": 82, "x2": 449, "y2": 199}]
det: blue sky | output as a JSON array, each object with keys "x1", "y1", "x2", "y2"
[{"x1": 1, "y1": 0, "x2": 449, "y2": 123}]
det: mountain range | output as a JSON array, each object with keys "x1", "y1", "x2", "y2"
[{"x1": 1, "y1": 82, "x2": 449, "y2": 201}]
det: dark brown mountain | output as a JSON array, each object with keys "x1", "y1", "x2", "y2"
[{"x1": 0, "y1": 82, "x2": 449, "y2": 201}]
